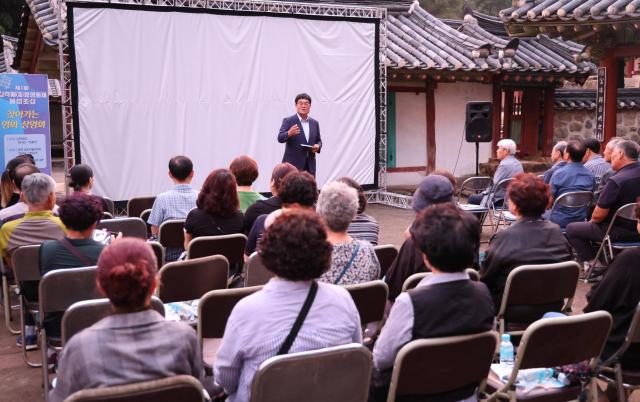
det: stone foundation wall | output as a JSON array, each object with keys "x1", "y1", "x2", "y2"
[{"x1": 554, "y1": 109, "x2": 640, "y2": 143}]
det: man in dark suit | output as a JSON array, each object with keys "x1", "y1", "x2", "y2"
[{"x1": 277, "y1": 93, "x2": 322, "y2": 176}]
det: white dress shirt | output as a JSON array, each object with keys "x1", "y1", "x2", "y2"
[{"x1": 297, "y1": 113, "x2": 310, "y2": 143}]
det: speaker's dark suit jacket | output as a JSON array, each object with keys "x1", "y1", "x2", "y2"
[{"x1": 277, "y1": 114, "x2": 322, "y2": 176}]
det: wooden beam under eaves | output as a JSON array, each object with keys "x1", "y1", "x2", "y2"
[{"x1": 28, "y1": 35, "x2": 44, "y2": 74}]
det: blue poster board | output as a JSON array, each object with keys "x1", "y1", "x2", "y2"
[{"x1": 0, "y1": 74, "x2": 52, "y2": 175}]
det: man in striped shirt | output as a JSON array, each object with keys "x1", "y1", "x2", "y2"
[{"x1": 583, "y1": 138, "x2": 611, "y2": 184}]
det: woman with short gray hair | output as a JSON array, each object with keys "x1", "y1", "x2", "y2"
[{"x1": 317, "y1": 181, "x2": 380, "y2": 285}]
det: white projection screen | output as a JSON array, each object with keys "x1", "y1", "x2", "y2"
[{"x1": 68, "y1": 3, "x2": 380, "y2": 200}]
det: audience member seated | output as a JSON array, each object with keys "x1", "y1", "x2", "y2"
[
  {"x1": 68, "y1": 164, "x2": 110, "y2": 213},
  {"x1": 0, "y1": 154, "x2": 36, "y2": 210},
  {"x1": 317, "y1": 181, "x2": 380, "y2": 285},
  {"x1": 214, "y1": 209, "x2": 362, "y2": 402},
  {"x1": 0, "y1": 163, "x2": 40, "y2": 224},
  {"x1": 242, "y1": 162, "x2": 296, "y2": 233},
  {"x1": 49, "y1": 238, "x2": 205, "y2": 402},
  {"x1": 229, "y1": 155, "x2": 265, "y2": 212},
  {"x1": 583, "y1": 137, "x2": 611, "y2": 184},
  {"x1": 0, "y1": 173, "x2": 65, "y2": 265},
  {"x1": 184, "y1": 168, "x2": 243, "y2": 248},
  {"x1": 548, "y1": 140, "x2": 595, "y2": 228},
  {"x1": 468, "y1": 139, "x2": 523, "y2": 206},
  {"x1": 384, "y1": 175, "x2": 454, "y2": 301},
  {"x1": 480, "y1": 173, "x2": 572, "y2": 309},
  {"x1": 597, "y1": 137, "x2": 624, "y2": 193},
  {"x1": 584, "y1": 201, "x2": 640, "y2": 375},
  {"x1": 339, "y1": 177, "x2": 379, "y2": 245},
  {"x1": 566, "y1": 140, "x2": 640, "y2": 270},
  {"x1": 244, "y1": 171, "x2": 316, "y2": 257},
  {"x1": 148, "y1": 156, "x2": 198, "y2": 261},
  {"x1": 370, "y1": 203, "x2": 494, "y2": 402},
  {"x1": 542, "y1": 141, "x2": 567, "y2": 184}
]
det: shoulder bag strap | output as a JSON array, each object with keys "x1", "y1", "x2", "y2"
[
  {"x1": 59, "y1": 237, "x2": 94, "y2": 266},
  {"x1": 277, "y1": 280, "x2": 318, "y2": 355},
  {"x1": 333, "y1": 242, "x2": 361, "y2": 285}
]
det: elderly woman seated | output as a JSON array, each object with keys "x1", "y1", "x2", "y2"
[
  {"x1": 50, "y1": 238, "x2": 205, "y2": 402},
  {"x1": 214, "y1": 209, "x2": 362, "y2": 402},
  {"x1": 316, "y1": 181, "x2": 380, "y2": 285},
  {"x1": 480, "y1": 173, "x2": 572, "y2": 310}
]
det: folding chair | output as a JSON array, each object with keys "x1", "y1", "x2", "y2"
[
  {"x1": 39, "y1": 266, "x2": 102, "y2": 399},
  {"x1": 96, "y1": 217, "x2": 147, "y2": 239},
  {"x1": 586, "y1": 203, "x2": 640, "y2": 280},
  {"x1": 147, "y1": 241, "x2": 165, "y2": 270},
  {"x1": 244, "y1": 252, "x2": 273, "y2": 287},
  {"x1": 548, "y1": 190, "x2": 594, "y2": 229},
  {"x1": 344, "y1": 280, "x2": 388, "y2": 343},
  {"x1": 158, "y1": 219, "x2": 185, "y2": 249},
  {"x1": 1, "y1": 258, "x2": 20, "y2": 335},
  {"x1": 373, "y1": 244, "x2": 398, "y2": 279},
  {"x1": 488, "y1": 178, "x2": 515, "y2": 232},
  {"x1": 387, "y1": 331, "x2": 498, "y2": 402},
  {"x1": 402, "y1": 268, "x2": 479, "y2": 292},
  {"x1": 140, "y1": 209, "x2": 152, "y2": 237},
  {"x1": 486, "y1": 311, "x2": 612, "y2": 402},
  {"x1": 596, "y1": 303, "x2": 640, "y2": 402},
  {"x1": 250, "y1": 343, "x2": 372, "y2": 402},
  {"x1": 458, "y1": 176, "x2": 493, "y2": 202},
  {"x1": 101, "y1": 212, "x2": 113, "y2": 220},
  {"x1": 198, "y1": 286, "x2": 262, "y2": 372},
  {"x1": 12, "y1": 244, "x2": 42, "y2": 367},
  {"x1": 63, "y1": 374, "x2": 204, "y2": 402},
  {"x1": 496, "y1": 262, "x2": 580, "y2": 339},
  {"x1": 157, "y1": 255, "x2": 228, "y2": 303},
  {"x1": 102, "y1": 197, "x2": 115, "y2": 216},
  {"x1": 127, "y1": 196, "x2": 155, "y2": 218},
  {"x1": 187, "y1": 234, "x2": 247, "y2": 276},
  {"x1": 62, "y1": 297, "x2": 165, "y2": 345}
]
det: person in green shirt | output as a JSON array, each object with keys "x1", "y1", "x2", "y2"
[{"x1": 230, "y1": 155, "x2": 265, "y2": 212}]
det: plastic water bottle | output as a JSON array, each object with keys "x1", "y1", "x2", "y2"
[
  {"x1": 500, "y1": 334, "x2": 514, "y2": 366},
  {"x1": 536, "y1": 368, "x2": 554, "y2": 383}
]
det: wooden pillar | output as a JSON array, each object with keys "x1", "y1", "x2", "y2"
[
  {"x1": 601, "y1": 51, "x2": 618, "y2": 144},
  {"x1": 425, "y1": 78, "x2": 436, "y2": 173},
  {"x1": 491, "y1": 79, "x2": 502, "y2": 158},
  {"x1": 542, "y1": 85, "x2": 555, "y2": 155},
  {"x1": 521, "y1": 87, "x2": 542, "y2": 157}
]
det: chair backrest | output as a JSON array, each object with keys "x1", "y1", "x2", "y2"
[
  {"x1": 39, "y1": 266, "x2": 102, "y2": 315},
  {"x1": 498, "y1": 261, "x2": 580, "y2": 324},
  {"x1": 187, "y1": 234, "x2": 247, "y2": 267},
  {"x1": 402, "y1": 268, "x2": 479, "y2": 292},
  {"x1": 157, "y1": 255, "x2": 228, "y2": 303},
  {"x1": 102, "y1": 197, "x2": 115, "y2": 215},
  {"x1": 127, "y1": 196, "x2": 156, "y2": 218},
  {"x1": 249, "y1": 343, "x2": 372, "y2": 402},
  {"x1": 343, "y1": 280, "x2": 388, "y2": 326},
  {"x1": 373, "y1": 244, "x2": 398, "y2": 279},
  {"x1": 551, "y1": 191, "x2": 594, "y2": 210},
  {"x1": 486, "y1": 178, "x2": 514, "y2": 205},
  {"x1": 198, "y1": 286, "x2": 262, "y2": 340},
  {"x1": 62, "y1": 296, "x2": 165, "y2": 345},
  {"x1": 158, "y1": 219, "x2": 185, "y2": 248},
  {"x1": 244, "y1": 252, "x2": 273, "y2": 287},
  {"x1": 613, "y1": 202, "x2": 638, "y2": 221},
  {"x1": 102, "y1": 212, "x2": 114, "y2": 220},
  {"x1": 97, "y1": 217, "x2": 148, "y2": 239},
  {"x1": 459, "y1": 176, "x2": 493, "y2": 196},
  {"x1": 63, "y1": 374, "x2": 204, "y2": 402},
  {"x1": 387, "y1": 331, "x2": 498, "y2": 401},
  {"x1": 516, "y1": 311, "x2": 611, "y2": 371},
  {"x1": 12, "y1": 244, "x2": 41, "y2": 283},
  {"x1": 147, "y1": 241, "x2": 164, "y2": 270}
]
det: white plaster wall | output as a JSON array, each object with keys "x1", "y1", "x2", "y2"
[
  {"x1": 386, "y1": 171, "x2": 427, "y2": 186},
  {"x1": 395, "y1": 92, "x2": 427, "y2": 167},
  {"x1": 434, "y1": 82, "x2": 493, "y2": 176}
]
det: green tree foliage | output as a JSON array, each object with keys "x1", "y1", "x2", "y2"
[
  {"x1": 0, "y1": 0, "x2": 23, "y2": 37},
  {"x1": 419, "y1": 0, "x2": 512, "y2": 19}
]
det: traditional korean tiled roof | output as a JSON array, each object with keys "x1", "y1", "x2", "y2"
[
  {"x1": 555, "y1": 88, "x2": 640, "y2": 110},
  {"x1": 500, "y1": 0, "x2": 640, "y2": 22},
  {"x1": 385, "y1": 4, "x2": 594, "y2": 75},
  {"x1": 0, "y1": 36, "x2": 17, "y2": 74},
  {"x1": 24, "y1": 0, "x2": 63, "y2": 47}
]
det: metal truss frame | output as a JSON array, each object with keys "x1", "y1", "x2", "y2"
[{"x1": 58, "y1": 0, "x2": 388, "y2": 197}]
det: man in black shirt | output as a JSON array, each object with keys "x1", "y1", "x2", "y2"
[{"x1": 566, "y1": 140, "x2": 640, "y2": 264}]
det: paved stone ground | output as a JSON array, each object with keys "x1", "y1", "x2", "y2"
[{"x1": 0, "y1": 202, "x2": 636, "y2": 401}]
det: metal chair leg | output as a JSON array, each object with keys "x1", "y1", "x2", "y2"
[
  {"x1": 3, "y1": 276, "x2": 20, "y2": 334},
  {"x1": 19, "y1": 298, "x2": 42, "y2": 368},
  {"x1": 42, "y1": 328, "x2": 51, "y2": 400},
  {"x1": 615, "y1": 364, "x2": 627, "y2": 402}
]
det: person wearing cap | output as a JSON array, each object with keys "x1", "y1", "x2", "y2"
[
  {"x1": 480, "y1": 173, "x2": 571, "y2": 310},
  {"x1": 384, "y1": 174, "x2": 456, "y2": 301}
]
